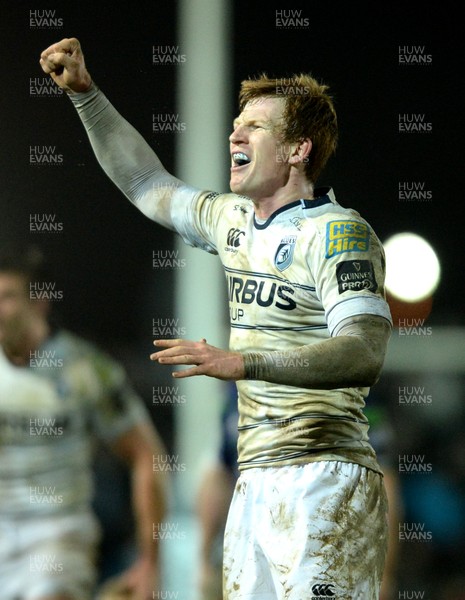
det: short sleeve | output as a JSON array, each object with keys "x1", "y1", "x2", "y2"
[
  {"x1": 170, "y1": 188, "x2": 235, "y2": 254},
  {"x1": 308, "y1": 216, "x2": 392, "y2": 336}
]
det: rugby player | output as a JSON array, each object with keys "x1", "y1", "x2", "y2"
[
  {"x1": 40, "y1": 37, "x2": 392, "y2": 599},
  {"x1": 0, "y1": 247, "x2": 167, "y2": 600}
]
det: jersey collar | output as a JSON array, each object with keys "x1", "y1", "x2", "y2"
[{"x1": 253, "y1": 186, "x2": 334, "y2": 229}]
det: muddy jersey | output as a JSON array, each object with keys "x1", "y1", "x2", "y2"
[
  {"x1": 172, "y1": 186, "x2": 392, "y2": 472},
  {"x1": 0, "y1": 330, "x2": 148, "y2": 516}
]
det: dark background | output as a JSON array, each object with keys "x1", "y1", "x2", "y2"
[
  {"x1": 0, "y1": 2, "x2": 464, "y2": 596},
  {"x1": 1, "y1": 1, "x2": 462, "y2": 444},
  {"x1": 1, "y1": 2, "x2": 462, "y2": 340}
]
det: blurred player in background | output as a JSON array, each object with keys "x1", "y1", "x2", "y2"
[
  {"x1": 40, "y1": 38, "x2": 393, "y2": 599},
  {"x1": 363, "y1": 394, "x2": 402, "y2": 600},
  {"x1": 0, "y1": 246, "x2": 168, "y2": 600},
  {"x1": 195, "y1": 387, "x2": 238, "y2": 600}
]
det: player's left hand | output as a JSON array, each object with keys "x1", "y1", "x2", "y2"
[{"x1": 150, "y1": 338, "x2": 245, "y2": 380}]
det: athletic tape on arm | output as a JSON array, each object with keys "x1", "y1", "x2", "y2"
[{"x1": 243, "y1": 315, "x2": 391, "y2": 389}]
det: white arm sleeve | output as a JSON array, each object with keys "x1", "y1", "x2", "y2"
[{"x1": 68, "y1": 83, "x2": 201, "y2": 231}]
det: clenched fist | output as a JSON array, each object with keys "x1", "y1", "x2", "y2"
[{"x1": 39, "y1": 37, "x2": 92, "y2": 93}]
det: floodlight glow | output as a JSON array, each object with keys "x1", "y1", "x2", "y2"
[{"x1": 384, "y1": 232, "x2": 441, "y2": 302}]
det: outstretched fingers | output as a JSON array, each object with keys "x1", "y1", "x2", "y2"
[
  {"x1": 150, "y1": 339, "x2": 205, "y2": 364},
  {"x1": 150, "y1": 338, "x2": 244, "y2": 381}
]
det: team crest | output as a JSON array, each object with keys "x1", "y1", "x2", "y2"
[{"x1": 274, "y1": 235, "x2": 297, "y2": 271}]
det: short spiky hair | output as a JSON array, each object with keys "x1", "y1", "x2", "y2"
[{"x1": 239, "y1": 73, "x2": 338, "y2": 183}]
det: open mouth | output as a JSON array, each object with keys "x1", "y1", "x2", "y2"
[{"x1": 232, "y1": 152, "x2": 251, "y2": 167}]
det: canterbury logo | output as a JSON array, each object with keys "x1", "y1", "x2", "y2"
[
  {"x1": 311, "y1": 583, "x2": 336, "y2": 597},
  {"x1": 227, "y1": 228, "x2": 245, "y2": 247}
]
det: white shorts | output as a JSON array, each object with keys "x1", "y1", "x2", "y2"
[
  {"x1": 223, "y1": 461, "x2": 388, "y2": 600},
  {"x1": 0, "y1": 511, "x2": 100, "y2": 600}
]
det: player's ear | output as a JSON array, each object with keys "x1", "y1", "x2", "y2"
[{"x1": 289, "y1": 138, "x2": 312, "y2": 165}]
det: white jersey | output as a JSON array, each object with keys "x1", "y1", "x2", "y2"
[
  {"x1": 68, "y1": 87, "x2": 391, "y2": 475},
  {"x1": 172, "y1": 186, "x2": 392, "y2": 473},
  {"x1": 0, "y1": 330, "x2": 148, "y2": 517}
]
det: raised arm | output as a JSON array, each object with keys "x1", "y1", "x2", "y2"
[{"x1": 39, "y1": 37, "x2": 199, "y2": 230}]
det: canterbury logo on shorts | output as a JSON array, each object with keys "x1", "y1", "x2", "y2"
[{"x1": 311, "y1": 583, "x2": 336, "y2": 597}]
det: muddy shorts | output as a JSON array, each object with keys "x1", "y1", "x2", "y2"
[{"x1": 223, "y1": 460, "x2": 388, "y2": 600}]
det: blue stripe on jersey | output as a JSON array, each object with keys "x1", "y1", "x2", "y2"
[
  {"x1": 237, "y1": 446, "x2": 365, "y2": 467},
  {"x1": 238, "y1": 450, "x2": 317, "y2": 466},
  {"x1": 224, "y1": 266, "x2": 316, "y2": 292},
  {"x1": 237, "y1": 413, "x2": 366, "y2": 431},
  {"x1": 300, "y1": 196, "x2": 333, "y2": 210}
]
